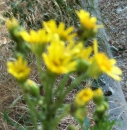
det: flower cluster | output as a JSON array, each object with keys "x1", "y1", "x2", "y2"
[
  {"x1": 75, "y1": 87, "x2": 104, "y2": 107},
  {"x1": 74, "y1": 87, "x2": 109, "y2": 123},
  {"x1": 7, "y1": 9, "x2": 122, "y2": 81}
]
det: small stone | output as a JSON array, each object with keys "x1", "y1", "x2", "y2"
[
  {"x1": 116, "y1": 7, "x2": 122, "y2": 14},
  {"x1": 121, "y1": 31, "x2": 125, "y2": 35}
]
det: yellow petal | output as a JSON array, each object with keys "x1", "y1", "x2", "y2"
[
  {"x1": 112, "y1": 66, "x2": 122, "y2": 75},
  {"x1": 93, "y1": 39, "x2": 98, "y2": 54},
  {"x1": 20, "y1": 31, "x2": 30, "y2": 41},
  {"x1": 106, "y1": 71, "x2": 121, "y2": 81},
  {"x1": 110, "y1": 59, "x2": 116, "y2": 65}
]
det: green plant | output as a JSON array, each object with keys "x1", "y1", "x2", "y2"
[{"x1": 4, "y1": 9, "x2": 122, "y2": 130}]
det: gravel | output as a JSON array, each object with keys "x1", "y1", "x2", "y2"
[{"x1": 99, "y1": 0, "x2": 127, "y2": 101}]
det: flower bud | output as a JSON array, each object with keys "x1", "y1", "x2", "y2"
[
  {"x1": 75, "y1": 108, "x2": 87, "y2": 120},
  {"x1": 6, "y1": 18, "x2": 19, "y2": 32},
  {"x1": 6, "y1": 18, "x2": 25, "y2": 45},
  {"x1": 93, "y1": 101, "x2": 109, "y2": 121},
  {"x1": 93, "y1": 88, "x2": 104, "y2": 105},
  {"x1": 23, "y1": 79, "x2": 40, "y2": 97},
  {"x1": 95, "y1": 105, "x2": 105, "y2": 114},
  {"x1": 77, "y1": 59, "x2": 90, "y2": 73},
  {"x1": 102, "y1": 101, "x2": 109, "y2": 111}
]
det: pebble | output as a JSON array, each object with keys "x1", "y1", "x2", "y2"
[{"x1": 116, "y1": 7, "x2": 122, "y2": 14}]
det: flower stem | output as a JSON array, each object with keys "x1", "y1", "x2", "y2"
[
  {"x1": 54, "y1": 73, "x2": 88, "y2": 110},
  {"x1": 35, "y1": 54, "x2": 45, "y2": 87},
  {"x1": 24, "y1": 94, "x2": 38, "y2": 130}
]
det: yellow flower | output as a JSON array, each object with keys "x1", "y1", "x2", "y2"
[
  {"x1": 20, "y1": 29, "x2": 51, "y2": 44},
  {"x1": 6, "y1": 17, "x2": 19, "y2": 31},
  {"x1": 43, "y1": 39, "x2": 77, "y2": 74},
  {"x1": 7, "y1": 56, "x2": 31, "y2": 82},
  {"x1": 75, "y1": 88, "x2": 93, "y2": 106},
  {"x1": 76, "y1": 10, "x2": 101, "y2": 30},
  {"x1": 93, "y1": 40, "x2": 122, "y2": 81},
  {"x1": 43, "y1": 20, "x2": 76, "y2": 41},
  {"x1": 6, "y1": 18, "x2": 22, "y2": 42},
  {"x1": 20, "y1": 29, "x2": 51, "y2": 54}
]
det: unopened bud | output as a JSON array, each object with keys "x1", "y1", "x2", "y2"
[
  {"x1": 75, "y1": 108, "x2": 87, "y2": 120},
  {"x1": 23, "y1": 79, "x2": 40, "y2": 97},
  {"x1": 93, "y1": 88, "x2": 104, "y2": 105},
  {"x1": 6, "y1": 18, "x2": 19, "y2": 31}
]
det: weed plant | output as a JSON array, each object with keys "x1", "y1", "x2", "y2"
[{"x1": 3, "y1": 8, "x2": 122, "y2": 129}]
